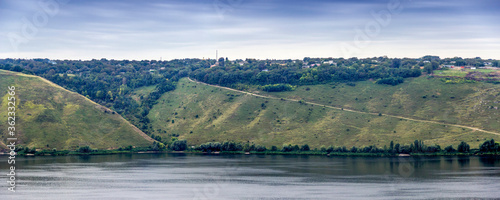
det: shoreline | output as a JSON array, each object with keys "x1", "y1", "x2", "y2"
[{"x1": 1, "y1": 150, "x2": 498, "y2": 157}]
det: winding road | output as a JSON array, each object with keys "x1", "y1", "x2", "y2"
[{"x1": 187, "y1": 78, "x2": 500, "y2": 136}]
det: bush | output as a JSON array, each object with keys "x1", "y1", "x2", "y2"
[
  {"x1": 479, "y1": 139, "x2": 498, "y2": 152},
  {"x1": 444, "y1": 145, "x2": 456, "y2": 153},
  {"x1": 78, "y1": 146, "x2": 92, "y2": 153},
  {"x1": 271, "y1": 146, "x2": 278, "y2": 151},
  {"x1": 376, "y1": 77, "x2": 404, "y2": 86},
  {"x1": 262, "y1": 84, "x2": 295, "y2": 92},
  {"x1": 457, "y1": 141, "x2": 470, "y2": 153},
  {"x1": 170, "y1": 140, "x2": 187, "y2": 151}
]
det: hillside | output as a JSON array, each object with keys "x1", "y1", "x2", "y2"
[
  {"x1": 0, "y1": 70, "x2": 153, "y2": 151},
  {"x1": 145, "y1": 77, "x2": 500, "y2": 148}
]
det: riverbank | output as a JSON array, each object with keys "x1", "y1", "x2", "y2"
[{"x1": 1, "y1": 149, "x2": 498, "y2": 157}]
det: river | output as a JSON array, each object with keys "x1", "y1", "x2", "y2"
[{"x1": 1, "y1": 153, "x2": 499, "y2": 199}]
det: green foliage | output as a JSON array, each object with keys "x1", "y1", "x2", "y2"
[
  {"x1": 479, "y1": 139, "x2": 499, "y2": 152},
  {"x1": 261, "y1": 84, "x2": 295, "y2": 92},
  {"x1": 376, "y1": 77, "x2": 404, "y2": 86},
  {"x1": 195, "y1": 141, "x2": 244, "y2": 152},
  {"x1": 440, "y1": 78, "x2": 476, "y2": 84},
  {"x1": 170, "y1": 140, "x2": 188, "y2": 151},
  {"x1": 444, "y1": 145, "x2": 456, "y2": 153},
  {"x1": 457, "y1": 141, "x2": 470, "y2": 153},
  {"x1": 78, "y1": 146, "x2": 92, "y2": 153}
]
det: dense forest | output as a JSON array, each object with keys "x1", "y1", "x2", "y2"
[{"x1": 1, "y1": 56, "x2": 498, "y2": 146}]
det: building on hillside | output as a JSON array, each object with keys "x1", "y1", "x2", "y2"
[{"x1": 323, "y1": 60, "x2": 337, "y2": 65}]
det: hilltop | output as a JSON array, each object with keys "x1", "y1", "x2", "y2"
[{"x1": 0, "y1": 70, "x2": 153, "y2": 151}]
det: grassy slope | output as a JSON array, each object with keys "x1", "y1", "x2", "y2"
[
  {"x1": 254, "y1": 77, "x2": 500, "y2": 133},
  {"x1": 146, "y1": 77, "x2": 500, "y2": 148},
  {"x1": 0, "y1": 70, "x2": 153, "y2": 150},
  {"x1": 130, "y1": 85, "x2": 157, "y2": 104}
]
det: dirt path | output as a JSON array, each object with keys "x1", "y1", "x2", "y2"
[{"x1": 188, "y1": 78, "x2": 500, "y2": 136}]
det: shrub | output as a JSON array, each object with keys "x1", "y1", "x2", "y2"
[
  {"x1": 171, "y1": 140, "x2": 187, "y2": 151},
  {"x1": 376, "y1": 77, "x2": 404, "y2": 86},
  {"x1": 78, "y1": 146, "x2": 92, "y2": 153},
  {"x1": 262, "y1": 84, "x2": 295, "y2": 92}
]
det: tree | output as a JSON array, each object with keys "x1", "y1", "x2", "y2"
[
  {"x1": 282, "y1": 144, "x2": 293, "y2": 152},
  {"x1": 444, "y1": 145, "x2": 456, "y2": 153},
  {"x1": 300, "y1": 144, "x2": 310, "y2": 151},
  {"x1": 394, "y1": 143, "x2": 401, "y2": 153},
  {"x1": 78, "y1": 146, "x2": 92, "y2": 153},
  {"x1": 218, "y1": 57, "x2": 225, "y2": 67},
  {"x1": 457, "y1": 141, "x2": 470, "y2": 153},
  {"x1": 479, "y1": 139, "x2": 497, "y2": 152},
  {"x1": 171, "y1": 140, "x2": 187, "y2": 151},
  {"x1": 107, "y1": 91, "x2": 114, "y2": 101},
  {"x1": 391, "y1": 59, "x2": 401, "y2": 68},
  {"x1": 431, "y1": 61, "x2": 439, "y2": 70},
  {"x1": 11, "y1": 65, "x2": 23, "y2": 72},
  {"x1": 423, "y1": 63, "x2": 433, "y2": 74},
  {"x1": 493, "y1": 61, "x2": 499, "y2": 67},
  {"x1": 320, "y1": 145, "x2": 327, "y2": 152},
  {"x1": 389, "y1": 141, "x2": 394, "y2": 153},
  {"x1": 326, "y1": 146, "x2": 334, "y2": 153}
]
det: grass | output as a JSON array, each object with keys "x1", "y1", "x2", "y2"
[
  {"x1": 130, "y1": 84, "x2": 157, "y2": 104},
  {"x1": 0, "y1": 70, "x2": 153, "y2": 151},
  {"x1": 253, "y1": 76, "x2": 500, "y2": 133},
  {"x1": 143, "y1": 77, "x2": 500, "y2": 149},
  {"x1": 434, "y1": 68, "x2": 500, "y2": 78}
]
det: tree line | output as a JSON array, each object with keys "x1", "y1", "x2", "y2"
[{"x1": 188, "y1": 139, "x2": 498, "y2": 154}]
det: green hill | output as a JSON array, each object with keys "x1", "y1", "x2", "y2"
[
  {"x1": 0, "y1": 70, "x2": 153, "y2": 151},
  {"x1": 144, "y1": 77, "x2": 500, "y2": 148}
]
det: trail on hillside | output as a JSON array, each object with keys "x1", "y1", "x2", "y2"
[{"x1": 188, "y1": 78, "x2": 500, "y2": 136}]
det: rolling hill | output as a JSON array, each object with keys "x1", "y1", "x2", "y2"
[
  {"x1": 144, "y1": 77, "x2": 500, "y2": 148},
  {"x1": 0, "y1": 69, "x2": 153, "y2": 151}
]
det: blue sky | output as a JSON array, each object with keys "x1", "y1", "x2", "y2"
[{"x1": 0, "y1": 0, "x2": 499, "y2": 60}]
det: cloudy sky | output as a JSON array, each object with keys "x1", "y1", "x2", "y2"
[{"x1": 0, "y1": 0, "x2": 499, "y2": 60}]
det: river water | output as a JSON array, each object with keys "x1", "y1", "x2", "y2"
[{"x1": 1, "y1": 153, "x2": 499, "y2": 199}]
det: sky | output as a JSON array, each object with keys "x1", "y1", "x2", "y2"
[{"x1": 0, "y1": 0, "x2": 499, "y2": 60}]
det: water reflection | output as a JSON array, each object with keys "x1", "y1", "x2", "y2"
[{"x1": 0, "y1": 154, "x2": 498, "y2": 199}]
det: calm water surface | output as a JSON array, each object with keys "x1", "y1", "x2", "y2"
[{"x1": 1, "y1": 154, "x2": 499, "y2": 199}]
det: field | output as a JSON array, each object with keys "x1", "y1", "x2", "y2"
[
  {"x1": 144, "y1": 77, "x2": 500, "y2": 148},
  {"x1": 0, "y1": 70, "x2": 153, "y2": 150},
  {"x1": 434, "y1": 68, "x2": 500, "y2": 81}
]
